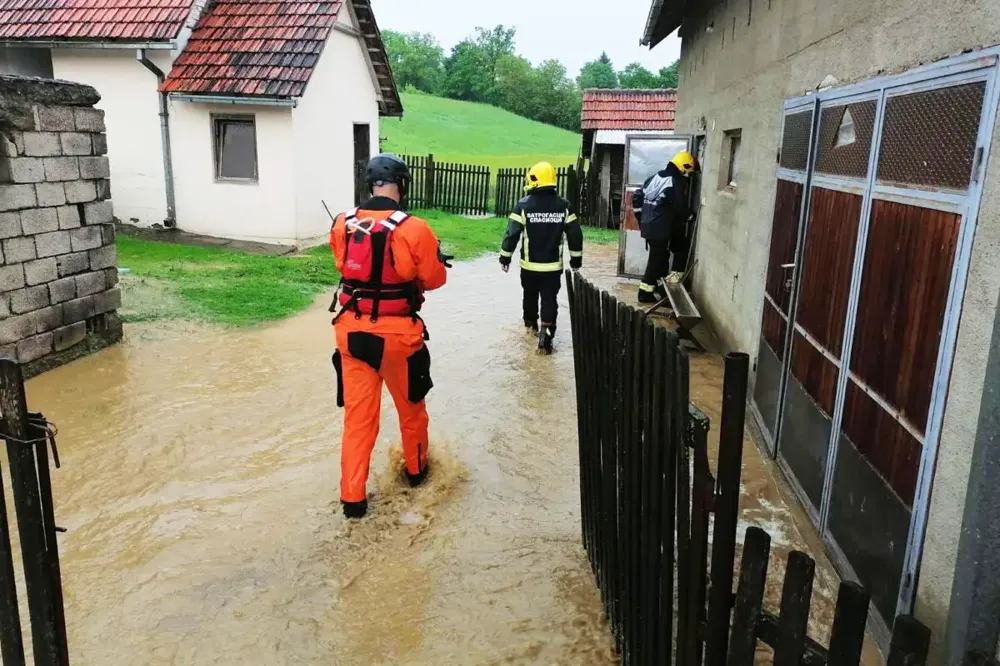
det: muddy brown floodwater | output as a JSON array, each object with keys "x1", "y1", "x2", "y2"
[
  {"x1": 24, "y1": 247, "x2": 622, "y2": 665},
  {"x1": 19, "y1": 244, "x2": 882, "y2": 665}
]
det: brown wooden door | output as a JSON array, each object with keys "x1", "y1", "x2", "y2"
[{"x1": 353, "y1": 124, "x2": 370, "y2": 206}]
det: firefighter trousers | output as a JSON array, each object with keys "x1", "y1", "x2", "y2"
[
  {"x1": 521, "y1": 270, "x2": 562, "y2": 329},
  {"x1": 641, "y1": 227, "x2": 690, "y2": 292},
  {"x1": 333, "y1": 325, "x2": 433, "y2": 504}
]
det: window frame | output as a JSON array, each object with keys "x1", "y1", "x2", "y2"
[
  {"x1": 718, "y1": 128, "x2": 743, "y2": 191},
  {"x1": 211, "y1": 114, "x2": 259, "y2": 183}
]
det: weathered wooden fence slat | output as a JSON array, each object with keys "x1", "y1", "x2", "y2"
[
  {"x1": 727, "y1": 526, "x2": 772, "y2": 666},
  {"x1": 774, "y1": 551, "x2": 816, "y2": 666},
  {"x1": 566, "y1": 273, "x2": 939, "y2": 666},
  {"x1": 827, "y1": 582, "x2": 871, "y2": 666}
]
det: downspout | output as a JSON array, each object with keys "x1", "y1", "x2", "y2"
[{"x1": 136, "y1": 49, "x2": 177, "y2": 227}]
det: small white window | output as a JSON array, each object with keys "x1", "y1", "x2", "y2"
[
  {"x1": 213, "y1": 115, "x2": 258, "y2": 181},
  {"x1": 834, "y1": 108, "x2": 856, "y2": 148}
]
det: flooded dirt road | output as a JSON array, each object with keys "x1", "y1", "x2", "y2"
[
  {"x1": 20, "y1": 243, "x2": 881, "y2": 665},
  {"x1": 24, "y1": 248, "x2": 622, "y2": 665}
]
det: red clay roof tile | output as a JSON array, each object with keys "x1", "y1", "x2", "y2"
[
  {"x1": 160, "y1": 0, "x2": 341, "y2": 98},
  {"x1": 0, "y1": 0, "x2": 191, "y2": 42},
  {"x1": 580, "y1": 89, "x2": 677, "y2": 131}
]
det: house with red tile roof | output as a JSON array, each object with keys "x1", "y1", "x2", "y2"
[
  {"x1": 580, "y1": 88, "x2": 675, "y2": 228},
  {"x1": 0, "y1": 0, "x2": 401, "y2": 245}
]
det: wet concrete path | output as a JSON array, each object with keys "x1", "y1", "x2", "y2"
[{"x1": 21, "y1": 244, "x2": 881, "y2": 664}]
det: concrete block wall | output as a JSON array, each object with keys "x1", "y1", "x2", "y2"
[{"x1": 0, "y1": 75, "x2": 121, "y2": 375}]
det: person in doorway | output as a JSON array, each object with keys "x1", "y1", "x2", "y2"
[
  {"x1": 329, "y1": 153, "x2": 454, "y2": 520},
  {"x1": 499, "y1": 162, "x2": 584, "y2": 354},
  {"x1": 632, "y1": 151, "x2": 698, "y2": 303}
]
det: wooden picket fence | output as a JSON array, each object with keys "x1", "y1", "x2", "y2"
[
  {"x1": 494, "y1": 165, "x2": 580, "y2": 218},
  {"x1": 400, "y1": 154, "x2": 491, "y2": 216},
  {"x1": 566, "y1": 272, "x2": 941, "y2": 666},
  {"x1": 357, "y1": 154, "x2": 592, "y2": 221}
]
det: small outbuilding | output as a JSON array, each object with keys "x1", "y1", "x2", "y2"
[{"x1": 580, "y1": 88, "x2": 676, "y2": 228}]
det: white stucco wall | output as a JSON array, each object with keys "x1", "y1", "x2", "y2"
[
  {"x1": 169, "y1": 100, "x2": 297, "y2": 244},
  {"x1": 291, "y1": 9, "x2": 380, "y2": 241},
  {"x1": 51, "y1": 50, "x2": 171, "y2": 227}
]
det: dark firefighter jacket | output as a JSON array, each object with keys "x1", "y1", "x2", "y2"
[
  {"x1": 500, "y1": 187, "x2": 584, "y2": 272},
  {"x1": 632, "y1": 163, "x2": 690, "y2": 241}
]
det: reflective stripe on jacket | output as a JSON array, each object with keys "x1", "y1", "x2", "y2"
[{"x1": 499, "y1": 187, "x2": 583, "y2": 272}]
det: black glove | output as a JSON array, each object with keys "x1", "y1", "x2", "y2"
[
  {"x1": 570, "y1": 256, "x2": 582, "y2": 270},
  {"x1": 499, "y1": 255, "x2": 511, "y2": 268},
  {"x1": 437, "y1": 242, "x2": 454, "y2": 268}
]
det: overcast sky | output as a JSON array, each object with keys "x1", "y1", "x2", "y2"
[{"x1": 370, "y1": 0, "x2": 682, "y2": 80}]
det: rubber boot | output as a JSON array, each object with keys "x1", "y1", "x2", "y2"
[
  {"x1": 537, "y1": 326, "x2": 554, "y2": 355},
  {"x1": 342, "y1": 499, "x2": 368, "y2": 520},
  {"x1": 638, "y1": 288, "x2": 658, "y2": 304},
  {"x1": 524, "y1": 319, "x2": 539, "y2": 335},
  {"x1": 406, "y1": 464, "x2": 429, "y2": 488}
]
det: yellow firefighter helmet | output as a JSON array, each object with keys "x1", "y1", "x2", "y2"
[
  {"x1": 525, "y1": 162, "x2": 558, "y2": 192},
  {"x1": 671, "y1": 151, "x2": 698, "y2": 175}
]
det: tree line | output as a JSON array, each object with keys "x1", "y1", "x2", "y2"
[{"x1": 383, "y1": 26, "x2": 679, "y2": 132}]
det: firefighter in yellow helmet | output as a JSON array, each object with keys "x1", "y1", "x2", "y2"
[
  {"x1": 631, "y1": 151, "x2": 698, "y2": 303},
  {"x1": 498, "y1": 162, "x2": 584, "y2": 354}
]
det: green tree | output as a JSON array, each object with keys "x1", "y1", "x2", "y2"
[
  {"x1": 473, "y1": 25, "x2": 517, "y2": 104},
  {"x1": 658, "y1": 61, "x2": 680, "y2": 88},
  {"x1": 577, "y1": 51, "x2": 619, "y2": 90},
  {"x1": 533, "y1": 60, "x2": 581, "y2": 131},
  {"x1": 618, "y1": 62, "x2": 661, "y2": 89},
  {"x1": 495, "y1": 54, "x2": 539, "y2": 119},
  {"x1": 442, "y1": 40, "x2": 490, "y2": 102},
  {"x1": 382, "y1": 30, "x2": 445, "y2": 93}
]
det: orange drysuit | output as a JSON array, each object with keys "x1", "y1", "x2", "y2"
[{"x1": 330, "y1": 197, "x2": 448, "y2": 504}]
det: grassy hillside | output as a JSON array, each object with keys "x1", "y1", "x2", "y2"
[{"x1": 381, "y1": 91, "x2": 581, "y2": 173}]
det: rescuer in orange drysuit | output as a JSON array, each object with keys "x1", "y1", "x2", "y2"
[{"x1": 329, "y1": 154, "x2": 452, "y2": 520}]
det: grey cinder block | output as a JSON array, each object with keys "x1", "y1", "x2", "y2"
[
  {"x1": 9, "y1": 285, "x2": 49, "y2": 314},
  {"x1": 0, "y1": 184, "x2": 37, "y2": 211},
  {"x1": 48, "y1": 276, "x2": 76, "y2": 304},
  {"x1": 70, "y1": 226, "x2": 102, "y2": 252},
  {"x1": 3, "y1": 235, "x2": 35, "y2": 262},
  {"x1": 53, "y1": 321, "x2": 86, "y2": 351},
  {"x1": 34, "y1": 230, "x2": 72, "y2": 258},
  {"x1": 56, "y1": 251, "x2": 89, "y2": 277},
  {"x1": 60, "y1": 133, "x2": 92, "y2": 157},
  {"x1": 35, "y1": 182, "x2": 66, "y2": 207},
  {"x1": 16, "y1": 332, "x2": 53, "y2": 363},
  {"x1": 20, "y1": 207, "x2": 58, "y2": 235},
  {"x1": 23, "y1": 257, "x2": 57, "y2": 286},
  {"x1": 64, "y1": 180, "x2": 96, "y2": 204}
]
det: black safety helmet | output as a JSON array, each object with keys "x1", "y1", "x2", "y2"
[{"x1": 366, "y1": 153, "x2": 410, "y2": 195}]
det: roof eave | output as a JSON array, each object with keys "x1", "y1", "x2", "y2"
[
  {"x1": 167, "y1": 93, "x2": 298, "y2": 108},
  {"x1": 641, "y1": 0, "x2": 685, "y2": 48},
  {"x1": 349, "y1": 0, "x2": 403, "y2": 118},
  {"x1": 0, "y1": 39, "x2": 176, "y2": 50}
]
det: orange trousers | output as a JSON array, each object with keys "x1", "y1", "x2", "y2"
[{"x1": 334, "y1": 322, "x2": 432, "y2": 503}]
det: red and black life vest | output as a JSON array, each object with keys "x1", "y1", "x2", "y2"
[{"x1": 334, "y1": 208, "x2": 423, "y2": 321}]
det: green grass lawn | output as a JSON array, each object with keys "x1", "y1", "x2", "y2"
[
  {"x1": 116, "y1": 210, "x2": 617, "y2": 327},
  {"x1": 382, "y1": 92, "x2": 581, "y2": 173}
]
